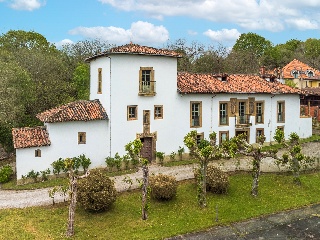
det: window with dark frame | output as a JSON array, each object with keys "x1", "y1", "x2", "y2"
[
  {"x1": 97, "y1": 68, "x2": 102, "y2": 94},
  {"x1": 219, "y1": 131, "x2": 229, "y2": 144},
  {"x1": 238, "y1": 101, "x2": 246, "y2": 124},
  {"x1": 127, "y1": 105, "x2": 138, "y2": 120},
  {"x1": 35, "y1": 149, "x2": 41, "y2": 157},
  {"x1": 139, "y1": 67, "x2": 155, "y2": 95},
  {"x1": 196, "y1": 132, "x2": 204, "y2": 145},
  {"x1": 190, "y1": 101, "x2": 202, "y2": 127},
  {"x1": 277, "y1": 101, "x2": 285, "y2": 122},
  {"x1": 256, "y1": 102, "x2": 264, "y2": 124},
  {"x1": 78, "y1": 132, "x2": 86, "y2": 144},
  {"x1": 256, "y1": 128, "x2": 264, "y2": 143},
  {"x1": 154, "y1": 105, "x2": 163, "y2": 119},
  {"x1": 219, "y1": 102, "x2": 228, "y2": 125}
]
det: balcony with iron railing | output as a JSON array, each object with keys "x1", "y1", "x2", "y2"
[
  {"x1": 236, "y1": 114, "x2": 252, "y2": 127},
  {"x1": 139, "y1": 80, "x2": 156, "y2": 96}
]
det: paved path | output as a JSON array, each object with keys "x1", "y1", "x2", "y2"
[{"x1": 167, "y1": 204, "x2": 320, "y2": 240}]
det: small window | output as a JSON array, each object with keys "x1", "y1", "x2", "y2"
[
  {"x1": 219, "y1": 131, "x2": 229, "y2": 144},
  {"x1": 256, "y1": 128, "x2": 264, "y2": 143},
  {"x1": 78, "y1": 132, "x2": 86, "y2": 144},
  {"x1": 35, "y1": 149, "x2": 41, "y2": 157},
  {"x1": 98, "y1": 68, "x2": 102, "y2": 94},
  {"x1": 277, "y1": 101, "x2": 285, "y2": 122},
  {"x1": 277, "y1": 126, "x2": 284, "y2": 132},
  {"x1": 219, "y1": 102, "x2": 228, "y2": 125},
  {"x1": 190, "y1": 101, "x2": 202, "y2": 128},
  {"x1": 196, "y1": 132, "x2": 204, "y2": 145},
  {"x1": 127, "y1": 105, "x2": 138, "y2": 120},
  {"x1": 154, "y1": 105, "x2": 163, "y2": 119}
]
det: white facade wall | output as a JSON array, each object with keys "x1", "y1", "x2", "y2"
[
  {"x1": 88, "y1": 54, "x2": 312, "y2": 158},
  {"x1": 90, "y1": 54, "x2": 180, "y2": 157},
  {"x1": 16, "y1": 120, "x2": 108, "y2": 179}
]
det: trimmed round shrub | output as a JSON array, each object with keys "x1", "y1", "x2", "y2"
[
  {"x1": 0, "y1": 165, "x2": 14, "y2": 183},
  {"x1": 149, "y1": 173, "x2": 177, "y2": 200},
  {"x1": 77, "y1": 169, "x2": 117, "y2": 212},
  {"x1": 194, "y1": 165, "x2": 229, "y2": 194}
]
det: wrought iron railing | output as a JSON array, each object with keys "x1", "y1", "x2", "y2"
[
  {"x1": 139, "y1": 80, "x2": 156, "y2": 95},
  {"x1": 236, "y1": 114, "x2": 251, "y2": 125}
]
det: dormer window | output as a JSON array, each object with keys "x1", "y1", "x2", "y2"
[
  {"x1": 306, "y1": 70, "x2": 314, "y2": 78},
  {"x1": 291, "y1": 70, "x2": 299, "y2": 78}
]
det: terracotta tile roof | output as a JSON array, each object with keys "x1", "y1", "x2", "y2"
[
  {"x1": 302, "y1": 87, "x2": 320, "y2": 96},
  {"x1": 37, "y1": 99, "x2": 108, "y2": 123},
  {"x1": 85, "y1": 43, "x2": 181, "y2": 61},
  {"x1": 12, "y1": 126, "x2": 51, "y2": 149},
  {"x1": 282, "y1": 59, "x2": 320, "y2": 80},
  {"x1": 177, "y1": 72, "x2": 302, "y2": 94}
]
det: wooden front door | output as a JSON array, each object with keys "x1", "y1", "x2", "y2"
[{"x1": 140, "y1": 137, "x2": 153, "y2": 162}]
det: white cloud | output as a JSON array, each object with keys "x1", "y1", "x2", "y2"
[
  {"x1": 55, "y1": 39, "x2": 74, "y2": 48},
  {"x1": 204, "y1": 28, "x2": 240, "y2": 43},
  {"x1": 69, "y1": 21, "x2": 169, "y2": 46},
  {"x1": 9, "y1": 0, "x2": 45, "y2": 11},
  {"x1": 98, "y1": 0, "x2": 320, "y2": 32},
  {"x1": 285, "y1": 18, "x2": 319, "y2": 30}
]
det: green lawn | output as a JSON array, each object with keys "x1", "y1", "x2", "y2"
[{"x1": 1, "y1": 171, "x2": 320, "y2": 239}]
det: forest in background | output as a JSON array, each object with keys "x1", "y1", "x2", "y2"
[{"x1": 1, "y1": 30, "x2": 320, "y2": 152}]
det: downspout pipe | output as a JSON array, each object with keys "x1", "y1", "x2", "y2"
[{"x1": 107, "y1": 56, "x2": 112, "y2": 157}]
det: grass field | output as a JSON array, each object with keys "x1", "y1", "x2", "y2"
[{"x1": 0, "y1": 171, "x2": 320, "y2": 239}]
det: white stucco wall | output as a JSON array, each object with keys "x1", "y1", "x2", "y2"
[
  {"x1": 88, "y1": 53, "x2": 312, "y2": 158},
  {"x1": 16, "y1": 120, "x2": 108, "y2": 179},
  {"x1": 90, "y1": 54, "x2": 181, "y2": 157}
]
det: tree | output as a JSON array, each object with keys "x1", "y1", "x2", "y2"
[
  {"x1": 232, "y1": 32, "x2": 272, "y2": 59},
  {"x1": 166, "y1": 39, "x2": 204, "y2": 72},
  {"x1": 275, "y1": 132, "x2": 314, "y2": 185},
  {"x1": 0, "y1": 30, "x2": 56, "y2": 52},
  {"x1": 183, "y1": 130, "x2": 238, "y2": 207},
  {"x1": 71, "y1": 63, "x2": 90, "y2": 100},
  {"x1": 229, "y1": 32, "x2": 272, "y2": 74},
  {"x1": 61, "y1": 39, "x2": 113, "y2": 66},
  {"x1": 64, "y1": 158, "x2": 90, "y2": 237},
  {"x1": 0, "y1": 58, "x2": 35, "y2": 151},
  {"x1": 237, "y1": 134, "x2": 278, "y2": 197},
  {"x1": 193, "y1": 44, "x2": 228, "y2": 74},
  {"x1": 0, "y1": 30, "x2": 79, "y2": 137},
  {"x1": 125, "y1": 139, "x2": 149, "y2": 220},
  {"x1": 225, "y1": 50, "x2": 260, "y2": 74},
  {"x1": 305, "y1": 38, "x2": 320, "y2": 69}
]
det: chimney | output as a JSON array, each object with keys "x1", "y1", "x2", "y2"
[{"x1": 259, "y1": 66, "x2": 266, "y2": 76}]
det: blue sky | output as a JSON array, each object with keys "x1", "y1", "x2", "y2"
[{"x1": 1, "y1": 0, "x2": 320, "y2": 49}]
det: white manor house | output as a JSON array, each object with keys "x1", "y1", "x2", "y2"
[{"x1": 12, "y1": 44, "x2": 312, "y2": 179}]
